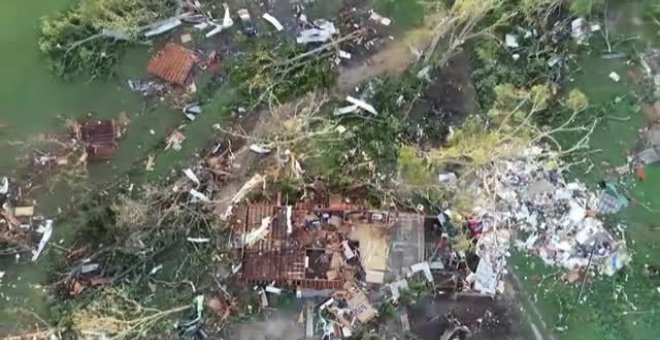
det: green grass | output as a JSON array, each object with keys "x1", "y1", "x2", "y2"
[{"x1": 372, "y1": 0, "x2": 425, "y2": 31}]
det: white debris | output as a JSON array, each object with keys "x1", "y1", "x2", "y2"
[
  {"x1": 187, "y1": 237, "x2": 210, "y2": 243},
  {"x1": 262, "y1": 13, "x2": 284, "y2": 31},
  {"x1": 505, "y1": 34, "x2": 519, "y2": 48},
  {"x1": 438, "y1": 172, "x2": 458, "y2": 183},
  {"x1": 205, "y1": 4, "x2": 234, "y2": 38},
  {"x1": 0, "y1": 177, "x2": 8, "y2": 194},
  {"x1": 32, "y1": 220, "x2": 54, "y2": 262},
  {"x1": 512, "y1": 53, "x2": 521, "y2": 61},
  {"x1": 183, "y1": 168, "x2": 200, "y2": 186},
  {"x1": 244, "y1": 217, "x2": 271, "y2": 246},
  {"x1": 144, "y1": 18, "x2": 182, "y2": 38},
  {"x1": 369, "y1": 11, "x2": 392, "y2": 26},
  {"x1": 571, "y1": 18, "x2": 590, "y2": 44},
  {"x1": 410, "y1": 262, "x2": 433, "y2": 283},
  {"x1": 297, "y1": 20, "x2": 337, "y2": 44},
  {"x1": 342, "y1": 240, "x2": 355, "y2": 259},
  {"x1": 471, "y1": 145, "x2": 629, "y2": 282},
  {"x1": 286, "y1": 205, "x2": 293, "y2": 234},
  {"x1": 338, "y1": 50, "x2": 352, "y2": 59},
  {"x1": 149, "y1": 264, "x2": 163, "y2": 275},
  {"x1": 265, "y1": 285, "x2": 283, "y2": 295},
  {"x1": 417, "y1": 66, "x2": 431, "y2": 80},
  {"x1": 334, "y1": 105, "x2": 359, "y2": 116},
  {"x1": 189, "y1": 189, "x2": 211, "y2": 202},
  {"x1": 609, "y1": 71, "x2": 621, "y2": 82},
  {"x1": 345, "y1": 96, "x2": 378, "y2": 115},
  {"x1": 249, "y1": 144, "x2": 271, "y2": 154},
  {"x1": 590, "y1": 24, "x2": 601, "y2": 32}
]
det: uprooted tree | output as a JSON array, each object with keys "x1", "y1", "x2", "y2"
[{"x1": 39, "y1": 0, "x2": 179, "y2": 79}]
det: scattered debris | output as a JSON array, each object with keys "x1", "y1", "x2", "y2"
[
  {"x1": 369, "y1": 11, "x2": 392, "y2": 26},
  {"x1": 165, "y1": 129, "x2": 186, "y2": 151},
  {"x1": 249, "y1": 144, "x2": 271, "y2": 154},
  {"x1": 32, "y1": 219, "x2": 53, "y2": 262},
  {"x1": 297, "y1": 20, "x2": 337, "y2": 44}
]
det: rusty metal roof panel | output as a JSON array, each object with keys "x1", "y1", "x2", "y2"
[
  {"x1": 147, "y1": 43, "x2": 196, "y2": 86},
  {"x1": 81, "y1": 120, "x2": 117, "y2": 160},
  {"x1": 242, "y1": 251, "x2": 306, "y2": 281}
]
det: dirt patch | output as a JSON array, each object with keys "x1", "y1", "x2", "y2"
[
  {"x1": 229, "y1": 316, "x2": 305, "y2": 340},
  {"x1": 406, "y1": 52, "x2": 478, "y2": 146},
  {"x1": 407, "y1": 294, "x2": 526, "y2": 340}
]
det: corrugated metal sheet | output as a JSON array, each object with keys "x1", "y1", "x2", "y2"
[{"x1": 147, "y1": 43, "x2": 196, "y2": 86}]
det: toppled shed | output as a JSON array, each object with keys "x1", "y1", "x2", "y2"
[{"x1": 147, "y1": 43, "x2": 197, "y2": 86}]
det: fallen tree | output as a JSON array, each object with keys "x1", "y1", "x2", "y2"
[{"x1": 39, "y1": 0, "x2": 178, "y2": 79}]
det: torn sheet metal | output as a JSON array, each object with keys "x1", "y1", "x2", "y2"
[
  {"x1": 144, "y1": 18, "x2": 182, "y2": 38},
  {"x1": 345, "y1": 96, "x2": 378, "y2": 115},
  {"x1": 410, "y1": 261, "x2": 433, "y2": 282},
  {"x1": 333, "y1": 105, "x2": 359, "y2": 116},
  {"x1": 183, "y1": 168, "x2": 201, "y2": 186},
  {"x1": 249, "y1": 144, "x2": 271, "y2": 154},
  {"x1": 262, "y1": 13, "x2": 284, "y2": 31},
  {"x1": 187, "y1": 237, "x2": 210, "y2": 243},
  {"x1": 189, "y1": 189, "x2": 211, "y2": 202},
  {"x1": 32, "y1": 220, "x2": 54, "y2": 262}
]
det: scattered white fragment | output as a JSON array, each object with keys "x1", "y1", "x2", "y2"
[
  {"x1": 512, "y1": 53, "x2": 520, "y2": 61},
  {"x1": 410, "y1": 262, "x2": 433, "y2": 283},
  {"x1": 335, "y1": 125, "x2": 347, "y2": 134},
  {"x1": 342, "y1": 240, "x2": 355, "y2": 259},
  {"x1": 590, "y1": 24, "x2": 601, "y2": 32},
  {"x1": 0, "y1": 177, "x2": 8, "y2": 194},
  {"x1": 249, "y1": 144, "x2": 271, "y2": 154},
  {"x1": 438, "y1": 172, "x2": 458, "y2": 183},
  {"x1": 189, "y1": 189, "x2": 211, "y2": 202},
  {"x1": 194, "y1": 22, "x2": 210, "y2": 30},
  {"x1": 265, "y1": 285, "x2": 283, "y2": 295},
  {"x1": 183, "y1": 168, "x2": 201, "y2": 186},
  {"x1": 333, "y1": 105, "x2": 359, "y2": 116},
  {"x1": 187, "y1": 237, "x2": 210, "y2": 243},
  {"x1": 32, "y1": 220, "x2": 54, "y2": 262},
  {"x1": 369, "y1": 11, "x2": 392, "y2": 26},
  {"x1": 346, "y1": 96, "x2": 378, "y2": 115},
  {"x1": 338, "y1": 50, "x2": 352, "y2": 59},
  {"x1": 144, "y1": 18, "x2": 182, "y2": 38},
  {"x1": 262, "y1": 13, "x2": 284, "y2": 31},
  {"x1": 609, "y1": 71, "x2": 621, "y2": 82},
  {"x1": 150, "y1": 264, "x2": 163, "y2": 275},
  {"x1": 505, "y1": 34, "x2": 519, "y2": 48},
  {"x1": 206, "y1": 4, "x2": 234, "y2": 38},
  {"x1": 286, "y1": 206, "x2": 293, "y2": 234},
  {"x1": 417, "y1": 65, "x2": 431, "y2": 80}
]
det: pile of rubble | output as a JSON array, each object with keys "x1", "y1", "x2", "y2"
[
  {"x1": 467, "y1": 146, "x2": 629, "y2": 293},
  {"x1": 0, "y1": 177, "x2": 54, "y2": 263}
]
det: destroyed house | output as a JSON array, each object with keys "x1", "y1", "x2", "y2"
[
  {"x1": 232, "y1": 202, "x2": 394, "y2": 291},
  {"x1": 81, "y1": 120, "x2": 118, "y2": 160},
  {"x1": 147, "y1": 43, "x2": 197, "y2": 86}
]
